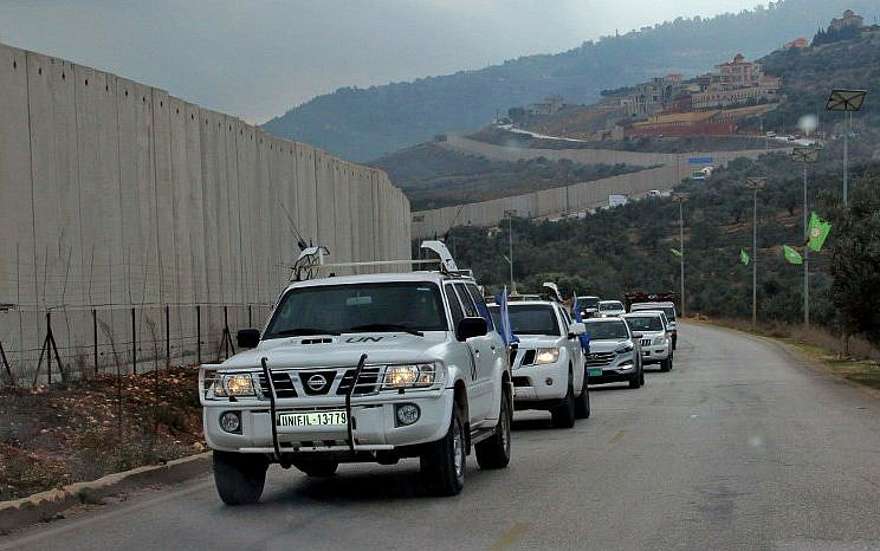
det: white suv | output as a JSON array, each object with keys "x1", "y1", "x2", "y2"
[
  {"x1": 598, "y1": 300, "x2": 625, "y2": 318},
  {"x1": 200, "y1": 251, "x2": 512, "y2": 503},
  {"x1": 630, "y1": 301, "x2": 678, "y2": 349},
  {"x1": 622, "y1": 311, "x2": 673, "y2": 372},
  {"x1": 489, "y1": 300, "x2": 589, "y2": 428}
]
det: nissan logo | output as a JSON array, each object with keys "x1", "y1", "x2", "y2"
[{"x1": 306, "y1": 374, "x2": 327, "y2": 392}]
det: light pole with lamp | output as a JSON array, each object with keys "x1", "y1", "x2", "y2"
[
  {"x1": 825, "y1": 89, "x2": 867, "y2": 207},
  {"x1": 791, "y1": 146, "x2": 820, "y2": 327},
  {"x1": 503, "y1": 209, "x2": 517, "y2": 294},
  {"x1": 671, "y1": 194, "x2": 688, "y2": 317}
]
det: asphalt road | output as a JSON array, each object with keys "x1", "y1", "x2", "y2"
[{"x1": 4, "y1": 322, "x2": 880, "y2": 551}]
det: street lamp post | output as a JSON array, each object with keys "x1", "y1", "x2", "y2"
[
  {"x1": 826, "y1": 89, "x2": 867, "y2": 207},
  {"x1": 672, "y1": 194, "x2": 688, "y2": 317},
  {"x1": 791, "y1": 147, "x2": 820, "y2": 328},
  {"x1": 745, "y1": 177, "x2": 767, "y2": 330}
]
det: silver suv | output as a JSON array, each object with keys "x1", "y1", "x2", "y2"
[
  {"x1": 583, "y1": 317, "x2": 644, "y2": 389},
  {"x1": 200, "y1": 244, "x2": 512, "y2": 503}
]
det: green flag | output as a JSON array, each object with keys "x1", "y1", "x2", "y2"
[
  {"x1": 807, "y1": 212, "x2": 831, "y2": 252},
  {"x1": 670, "y1": 248, "x2": 682, "y2": 258},
  {"x1": 783, "y1": 245, "x2": 803, "y2": 265},
  {"x1": 740, "y1": 248, "x2": 750, "y2": 266}
]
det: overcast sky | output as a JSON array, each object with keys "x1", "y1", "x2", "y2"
[{"x1": 0, "y1": 0, "x2": 758, "y2": 123}]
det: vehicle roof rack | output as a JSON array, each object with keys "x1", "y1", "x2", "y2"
[{"x1": 288, "y1": 240, "x2": 471, "y2": 281}]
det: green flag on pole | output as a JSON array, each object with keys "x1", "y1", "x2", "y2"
[
  {"x1": 670, "y1": 248, "x2": 682, "y2": 258},
  {"x1": 783, "y1": 245, "x2": 803, "y2": 265},
  {"x1": 740, "y1": 248, "x2": 750, "y2": 266},
  {"x1": 807, "y1": 212, "x2": 831, "y2": 252}
]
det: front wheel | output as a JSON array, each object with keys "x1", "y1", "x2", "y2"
[
  {"x1": 476, "y1": 386, "x2": 512, "y2": 469},
  {"x1": 213, "y1": 451, "x2": 268, "y2": 506},
  {"x1": 660, "y1": 357, "x2": 672, "y2": 372},
  {"x1": 551, "y1": 377, "x2": 576, "y2": 429},
  {"x1": 420, "y1": 408, "x2": 466, "y2": 496},
  {"x1": 575, "y1": 373, "x2": 591, "y2": 419}
]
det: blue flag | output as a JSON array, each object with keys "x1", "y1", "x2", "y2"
[
  {"x1": 493, "y1": 286, "x2": 519, "y2": 347},
  {"x1": 571, "y1": 293, "x2": 590, "y2": 353}
]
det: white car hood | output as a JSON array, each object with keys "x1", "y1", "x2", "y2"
[
  {"x1": 215, "y1": 332, "x2": 449, "y2": 370},
  {"x1": 515, "y1": 335, "x2": 563, "y2": 348},
  {"x1": 587, "y1": 339, "x2": 630, "y2": 353}
]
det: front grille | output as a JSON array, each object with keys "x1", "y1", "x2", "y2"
[
  {"x1": 585, "y1": 352, "x2": 615, "y2": 367},
  {"x1": 640, "y1": 338, "x2": 652, "y2": 347},
  {"x1": 259, "y1": 372, "x2": 297, "y2": 398},
  {"x1": 336, "y1": 367, "x2": 382, "y2": 396},
  {"x1": 521, "y1": 350, "x2": 536, "y2": 366}
]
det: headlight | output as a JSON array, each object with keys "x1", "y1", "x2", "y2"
[
  {"x1": 652, "y1": 336, "x2": 665, "y2": 345},
  {"x1": 615, "y1": 343, "x2": 634, "y2": 354},
  {"x1": 535, "y1": 348, "x2": 560, "y2": 365},
  {"x1": 383, "y1": 363, "x2": 439, "y2": 389},
  {"x1": 211, "y1": 373, "x2": 257, "y2": 398}
]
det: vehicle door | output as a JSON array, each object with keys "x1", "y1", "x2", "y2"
[
  {"x1": 465, "y1": 282, "x2": 507, "y2": 419},
  {"x1": 558, "y1": 305, "x2": 585, "y2": 392},
  {"x1": 450, "y1": 282, "x2": 494, "y2": 423}
]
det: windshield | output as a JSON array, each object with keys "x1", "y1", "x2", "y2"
[
  {"x1": 599, "y1": 301, "x2": 623, "y2": 311},
  {"x1": 489, "y1": 304, "x2": 560, "y2": 336},
  {"x1": 585, "y1": 321, "x2": 629, "y2": 340},
  {"x1": 578, "y1": 297, "x2": 600, "y2": 309},
  {"x1": 625, "y1": 316, "x2": 663, "y2": 332},
  {"x1": 263, "y1": 282, "x2": 447, "y2": 338}
]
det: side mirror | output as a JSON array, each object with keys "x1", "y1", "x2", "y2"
[
  {"x1": 632, "y1": 332, "x2": 644, "y2": 339},
  {"x1": 569, "y1": 322, "x2": 586, "y2": 337},
  {"x1": 456, "y1": 317, "x2": 488, "y2": 341},
  {"x1": 237, "y1": 329, "x2": 261, "y2": 349}
]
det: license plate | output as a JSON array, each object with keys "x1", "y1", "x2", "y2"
[
  {"x1": 277, "y1": 410, "x2": 347, "y2": 428},
  {"x1": 588, "y1": 368, "x2": 603, "y2": 377}
]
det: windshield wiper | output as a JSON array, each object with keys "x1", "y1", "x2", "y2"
[
  {"x1": 347, "y1": 324, "x2": 424, "y2": 337},
  {"x1": 274, "y1": 328, "x2": 341, "y2": 337}
]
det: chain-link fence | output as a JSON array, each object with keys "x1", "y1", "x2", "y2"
[{"x1": 0, "y1": 302, "x2": 273, "y2": 387}]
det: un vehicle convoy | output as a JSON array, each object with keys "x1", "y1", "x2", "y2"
[{"x1": 199, "y1": 242, "x2": 513, "y2": 504}]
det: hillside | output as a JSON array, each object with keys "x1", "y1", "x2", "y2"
[
  {"x1": 370, "y1": 143, "x2": 642, "y2": 211},
  {"x1": 262, "y1": 0, "x2": 877, "y2": 161},
  {"x1": 448, "y1": 153, "x2": 872, "y2": 325}
]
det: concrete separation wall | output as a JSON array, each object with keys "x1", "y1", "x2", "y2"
[
  {"x1": 0, "y1": 42, "x2": 410, "y2": 380},
  {"x1": 412, "y1": 135, "x2": 784, "y2": 238}
]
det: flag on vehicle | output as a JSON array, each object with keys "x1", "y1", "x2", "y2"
[
  {"x1": 807, "y1": 212, "x2": 832, "y2": 252},
  {"x1": 740, "y1": 248, "x2": 750, "y2": 266},
  {"x1": 571, "y1": 294, "x2": 591, "y2": 353},
  {"x1": 670, "y1": 248, "x2": 682, "y2": 258},
  {"x1": 783, "y1": 245, "x2": 803, "y2": 265},
  {"x1": 494, "y1": 286, "x2": 519, "y2": 347}
]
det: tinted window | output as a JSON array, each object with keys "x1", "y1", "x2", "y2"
[
  {"x1": 579, "y1": 297, "x2": 600, "y2": 309},
  {"x1": 454, "y1": 283, "x2": 479, "y2": 318},
  {"x1": 465, "y1": 283, "x2": 494, "y2": 330},
  {"x1": 446, "y1": 285, "x2": 465, "y2": 328},
  {"x1": 264, "y1": 282, "x2": 447, "y2": 338},
  {"x1": 624, "y1": 316, "x2": 663, "y2": 332},
  {"x1": 585, "y1": 321, "x2": 630, "y2": 340},
  {"x1": 599, "y1": 301, "x2": 624, "y2": 311},
  {"x1": 489, "y1": 304, "x2": 561, "y2": 336}
]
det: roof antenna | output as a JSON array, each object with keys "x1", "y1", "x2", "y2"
[{"x1": 279, "y1": 200, "x2": 308, "y2": 251}]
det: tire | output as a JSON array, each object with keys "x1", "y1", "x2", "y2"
[
  {"x1": 550, "y1": 376, "x2": 576, "y2": 429},
  {"x1": 476, "y1": 386, "x2": 512, "y2": 469},
  {"x1": 628, "y1": 369, "x2": 642, "y2": 389},
  {"x1": 213, "y1": 451, "x2": 268, "y2": 506},
  {"x1": 660, "y1": 357, "x2": 672, "y2": 372},
  {"x1": 420, "y1": 408, "x2": 466, "y2": 496},
  {"x1": 574, "y1": 373, "x2": 591, "y2": 419},
  {"x1": 293, "y1": 460, "x2": 339, "y2": 477},
  {"x1": 672, "y1": 334, "x2": 677, "y2": 350},
  {"x1": 640, "y1": 366, "x2": 646, "y2": 386}
]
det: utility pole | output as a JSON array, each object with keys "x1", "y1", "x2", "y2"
[
  {"x1": 504, "y1": 209, "x2": 517, "y2": 294},
  {"x1": 826, "y1": 89, "x2": 867, "y2": 208},
  {"x1": 792, "y1": 147, "x2": 820, "y2": 328},
  {"x1": 745, "y1": 178, "x2": 766, "y2": 330},
  {"x1": 672, "y1": 194, "x2": 688, "y2": 317}
]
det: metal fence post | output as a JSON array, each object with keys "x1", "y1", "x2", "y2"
[
  {"x1": 196, "y1": 305, "x2": 202, "y2": 364},
  {"x1": 47, "y1": 311, "x2": 52, "y2": 385},
  {"x1": 131, "y1": 307, "x2": 137, "y2": 375},
  {"x1": 224, "y1": 305, "x2": 230, "y2": 359},
  {"x1": 165, "y1": 304, "x2": 171, "y2": 368},
  {"x1": 92, "y1": 309, "x2": 98, "y2": 376},
  {"x1": 248, "y1": 304, "x2": 252, "y2": 328}
]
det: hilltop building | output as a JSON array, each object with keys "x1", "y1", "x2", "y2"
[
  {"x1": 527, "y1": 96, "x2": 564, "y2": 116},
  {"x1": 691, "y1": 54, "x2": 781, "y2": 110},
  {"x1": 830, "y1": 9, "x2": 864, "y2": 32}
]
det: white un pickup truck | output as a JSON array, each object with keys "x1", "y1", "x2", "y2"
[{"x1": 199, "y1": 242, "x2": 512, "y2": 504}]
